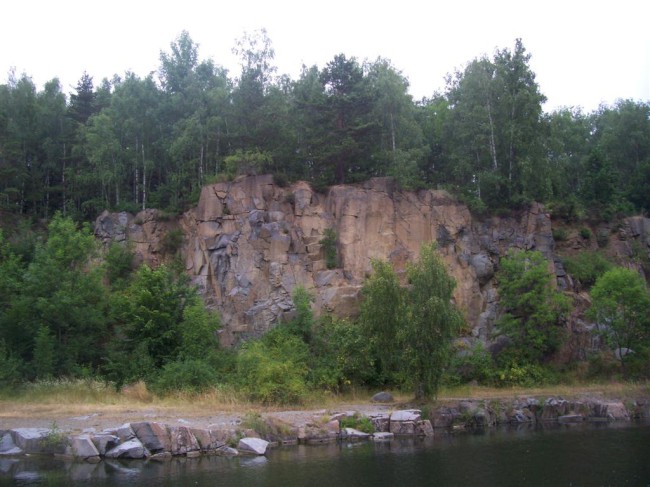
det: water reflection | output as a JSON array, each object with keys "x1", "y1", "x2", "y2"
[{"x1": 2, "y1": 422, "x2": 649, "y2": 486}]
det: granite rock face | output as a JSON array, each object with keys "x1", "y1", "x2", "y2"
[{"x1": 95, "y1": 176, "x2": 566, "y2": 347}]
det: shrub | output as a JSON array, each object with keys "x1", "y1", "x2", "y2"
[
  {"x1": 309, "y1": 317, "x2": 378, "y2": 391},
  {"x1": 236, "y1": 328, "x2": 309, "y2": 405},
  {"x1": 552, "y1": 227, "x2": 568, "y2": 241},
  {"x1": 105, "y1": 243, "x2": 135, "y2": 287},
  {"x1": 153, "y1": 359, "x2": 219, "y2": 394},
  {"x1": 596, "y1": 230, "x2": 609, "y2": 248},
  {"x1": 495, "y1": 361, "x2": 553, "y2": 387},
  {"x1": 340, "y1": 414, "x2": 375, "y2": 434},
  {"x1": 444, "y1": 343, "x2": 496, "y2": 386},
  {"x1": 273, "y1": 173, "x2": 289, "y2": 188},
  {"x1": 562, "y1": 251, "x2": 613, "y2": 289},
  {"x1": 224, "y1": 149, "x2": 272, "y2": 178},
  {"x1": 579, "y1": 227, "x2": 592, "y2": 240},
  {"x1": 0, "y1": 339, "x2": 22, "y2": 387},
  {"x1": 320, "y1": 228, "x2": 338, "y2": 269},
  {"x1": 162, "y1": 229, "x2": 184, "y2": 254}
]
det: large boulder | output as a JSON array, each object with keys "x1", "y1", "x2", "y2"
[
  {"x1": 238, "y1": 437, "x2": 269, "y2": 455},
  {"x1": 0, "y1": 433, "x2": 22, "y2": 456},
  {"x1": 90, "y1": 434, "x2": 119, "y2": 456},
  {"x1": 67, "y1": 435, "x2": 100, "y2": 459},
  {"x1": 105, "y1": 439, "x2": 150, "y2": 459},
  {"x1": 169, "y1": 426, "x2": 200, "y2": 455},
  {"x1": 10, "y1": 428, "x2": 61, "y2": 454},
  {"x1": 371, "y1": 392, "x2": 394, "y2": 403},
  {"x1": 131, "y1": 422, "x2": 171, "y2": 453}
]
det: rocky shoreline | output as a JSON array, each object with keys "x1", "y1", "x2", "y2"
[{"x1": 2, "y1": 394, "x2": 649, "y2": 462}]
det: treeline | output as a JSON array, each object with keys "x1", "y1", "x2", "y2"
[{"x1": 1, "y1": 32, "x2": 649, "y2": 222}]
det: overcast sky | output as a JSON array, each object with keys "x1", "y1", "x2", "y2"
[{"x1": 2, "y1": 0, "x2": 649, "y2": 112}]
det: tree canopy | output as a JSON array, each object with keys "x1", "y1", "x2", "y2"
[{"x1": 1, "y1": 33, "x2": 648, "y2": 221}]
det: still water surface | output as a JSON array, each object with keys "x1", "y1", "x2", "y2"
[{"x1": 2, "y1": 422, "x2": 649, "y2": 486}]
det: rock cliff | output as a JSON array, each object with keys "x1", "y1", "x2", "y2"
[{"x1": 95, "y1": 175, "x2": 649, "y2": 349}]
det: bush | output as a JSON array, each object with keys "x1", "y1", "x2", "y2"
[
  {"x1": 562, "y1": 251, "x2": 613, "y2": 289},
  {"x1": 579, "y1": 227, "x2": 592, "y2": 240},
  {"x1": 596, "y1": 230, "x2": 609, "y2": 248},
  {"x1": 494, "y1": 361, "x2": 554, "y2": 387},
  {"x1": 236, "y1": 328, "x2": 309, "y2": 405},
  {"x1": 552, "y1": 227, "x2": 568, "y2": 241},
  {"x1": 0, "y1": 339, "x2": 23, "y2": 387},
  {"x1": 444, "y1": 343, "x2": 496, "y2": 386},
  {"x1": 340, "y1": 414, "x2": 375, "y2": 434},
  {"x1": 153, "y1": 359, "x2": 219, "y2": 394},
  {"x1": 105, "y1": 243, "x2": 135, "y2": 288},
  {"x1": 309, "y1": 317, "x2": 378, "y2": 391},
  {"x1": 162, "y1": 229, "x2": 184, "y2": 254},
  {"x1": 320, "y1": 229, "x2": 338, "y2": 269}
]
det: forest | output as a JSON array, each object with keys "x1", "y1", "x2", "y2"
[
  {"x1": 1, "y1": 31, "x2": 649, "y2": 221},
  {"x1": 1, "y1": 31, "x2": 650, "y2": 400}
]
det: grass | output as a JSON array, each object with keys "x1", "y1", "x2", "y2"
[
  {"x1": 436, "y1": 381, "x2": 650, "y2": 402},
  {"x1": 0, "y1": 378, "x2": 648, "y2": 425}
]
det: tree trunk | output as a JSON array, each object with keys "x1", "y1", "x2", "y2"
[
  {"x1": 142, "y1": 143, "x2": 146, "y2": 210},
  {"x1": 487, "y1": 98, "x2": 498, "y2": 171}
]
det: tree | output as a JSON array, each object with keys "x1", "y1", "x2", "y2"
[
  {"x1": 108, "y1": 264, "x2": 219, "y2": 384},
  {"x1": 317, "y1": 54, "x2": 378, "y2": 184},
  {"x1": 1, "y1": 213, "x2": 108, "y2": 377},
  {"x1": 405, "y1": 243, "x2": 464, "y2": 398},
  {"x1": 444, "y1": 39, "x2": 546, "y2": 207},
  {"x1": 366, "y1": 58, "x2": 429, "y2": 188},
  {"x1": 496, "y1": 250, "x2": 570, "y2": 363},
  {"x1": 361, "y1": 243, "x2": 463, "y2": 399},
  {"x1": 588, "y1": 267, "x2": 650, "y2": 375},
  {"x1": 360, "y1": 259, "x2": 405, "y2": 384}
]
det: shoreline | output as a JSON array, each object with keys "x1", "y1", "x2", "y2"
[{"x1": 2, "y1": 391, "x2": 649, "y2": 461}]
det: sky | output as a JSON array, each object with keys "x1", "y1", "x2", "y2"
[{"x1": 2, "y1": 0, "x2": 649, "y2": 112}]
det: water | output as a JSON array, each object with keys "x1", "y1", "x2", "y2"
[{"x1": 2, "y1": 423, "x2": 649, "y2": 486}]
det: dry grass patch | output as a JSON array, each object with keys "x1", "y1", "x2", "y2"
[{"x1": 437, "y1": 381, "x2": 650, "y2": 402}]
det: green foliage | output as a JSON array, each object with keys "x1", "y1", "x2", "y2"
[
  {"x1": 1, "y1": 32, "x2": 649, "y2": 220},
  {"x1": 153, "y1": 359, "x2": 219, "y2": 394},
  {"x1": 596, "y1": 230, "x2": 610, "y2": 248},
  {"x1": 32, "y1": 325, "x2": 56, "y2": 380},
  {"x1": 286, "y1": 286, "x2": 314, "y2": 341},
  {"x1": 104, "y1": 243, "x2": 135, "y2": 288},
  {"x1": 0, "y1": 340, "x2": 23, "y2": 387},
  {"x1": 552, "y1": 227, "x2": 568, "y2": 241},
  {"x1": 496, "y1": 250, "x2": 570, "y2": 363},
  {"x1": 579, "y1": 227, "x2": 592, "y2": 240},
  {"x1": 340, "y1": 414, "x2": 375, "y2": 433},
  {"x1": 320, "y1": 228, "x2": 338, "y2": 269},
  {"x1": 162, "y1": 228, "x2": 184, "y2": 255},
  {"x1": 309, "y1": 317, "x2": 378, "y2": 391},
  {"x1": 1, "y1": 214, "x2": 108, "y2": 378},
  {"x1": 588, "y1": 267, "x2": 650, "y2": 375},
  {"x1": 236, "y1": 327, "x2": 309, "y2": 405},
  {"x1": 40, "y1": 421, "x2": 69, "y2": 453},
  {"x1": 224, "y1": 150, "x2": 272, "y2": 178},
  {"x1": 178, "y1": 301, "x2": 220, "y2": 360},
  {"x1": 360, "y1": 243, "x2": 463, "y2": 399},
  {"x1": 494, "y1": 361, "x2": 554, "y2": 387},
  {"x1": 563, "y1": 251, "x2": 613, "y2": 289},
  {"x1": 106, "y1": 264, "x2": 219, "y2": 384},
  {"x1": 444, "y1": 343, "x2": 496, "y2": 386}
]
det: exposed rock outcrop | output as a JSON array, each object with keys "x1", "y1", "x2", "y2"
[{"x1": 96, "y1": 176, "x2": 566, "y2": 347}]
